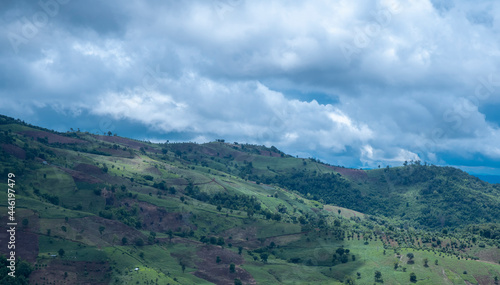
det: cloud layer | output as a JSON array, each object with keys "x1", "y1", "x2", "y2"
[{"x1": 1, "y1": 0, "x2": 500, "y2": 170}]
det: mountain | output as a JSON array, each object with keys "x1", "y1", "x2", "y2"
[{"x1": 1, "y1": 114, "x2": 500, "y2": 285}]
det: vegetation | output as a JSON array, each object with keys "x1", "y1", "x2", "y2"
[{"x1": 0, "y1": 114, "x2": 499, "y2": 284}]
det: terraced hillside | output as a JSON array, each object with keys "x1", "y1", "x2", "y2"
[{"x1": 1, "y1": 114, "x2": 500, "y2": 285}]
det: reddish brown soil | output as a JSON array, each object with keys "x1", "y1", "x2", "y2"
[
  {"x1": 59, "y1": 165, "x2": 102, "y2": 184},
  {"x1": 220, "y1": 226, "x2": 259, "y2": 249},
  {"x1": 473, "y1": 247, "x2": 500, "y2": 264},
  {"x1": 94, "y1": 135, "x2": 149, "y2": 150},
  {"x1": 193, "y1": 244, "x2": 256, "y2": 285},
  {"x1": 259, "y1": 150, "x2": 281, "y2": 157},
  {"x1": 1, "y1": 143, "x2": 26, "y2": 159},
  {"x1": 145, "y1": 166, "x2": 162, "y2": 176},
  {"x1": 119, "y1": 200, "x2": 195, "y2": 233},
  {"x1": 19, "y1": 130, "x2": 86, "y2": 144},
  {"x1": 29, "y1": 260, "x2": 111, "y2": 285},
  {"x1": 96, "y1": 147, "x2": 133, "y2": 157},
  {"x1": 474, "y1": 275, "x2": 495, "y2": 285},
  {"x1": 74, "y1": 163, "x2": 103, "y2": 175},
  {"x1": 68, "y1": 216, "x2": 147, "y2": 246},
  {"x1": 200, "y1": 146, "x2": 218, "y2": 156},
  {"x1": 326, "y1": 165, "x2": 368, "y2": 180},
  {"x1": 0, "y1": 210, "x2": 40, "y2": 263},
  {"x1": 0, "y1": 227, "x2": 39, "y2": 263}
]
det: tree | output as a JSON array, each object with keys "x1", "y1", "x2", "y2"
[
  {"x1": 16, "y1": 259, "x2": 34, "y2": 278},
  {"x1": 234, "y1": 279, "x2": 242, "y2": 285},
  {"x1": 407, "y1": 252, "x2": 414, "y2": 264},
  {"x1": 229, "y1": 263, "x2": 235, "y2": 273},
  {"x1": 238, "y1": 246, "x2": 243, "y2": 255},
  {"x1": 394, "y1": 262, "x2": 399, "y2": 270},
  {"x1": 210, "y1": 236, "x2": 217, "y2": 244},
  {"x1": 410, "y1": 272, "x2": 417, "y2": 282},
  {"x1": 148, "y1": 231, "x2": 157, "y2": 244},
  {"x1": 344, "y1": 276, "x2": 356, "y2": 284},
  {"x1": 167, "y1": 230, "x2": 173, "y2": 242},
  {"x1": 217, "y1": 237, "x2": 225, "y2": 246},
  {"x1": 99, "y1": 226, "x2": 105, "y2": 236},
  {"x1": 374, "y1": 270, "x2": 383, "y2": 282},
  {"x1": 341, "y1": 254, "x2": 349, "y2": 263},
  {"x1": 260, "y1": 253, "x2": 269, "y2": 263},
  {"x1": 435, "y1": 259, "x2": 438, "y2": 265},
  {"x1": 181, "y1": 263, "x2": 186, "y2": 273},
  {"x1": 22, "y1": 218, "x2": 29, "y2": 227},
  {"x1": 122, "y1": 237, "x2": 128, "y2": 245},
  {"x1": 134, "y1": 238, "x2": 144, "y2": 246},
  {"x1": 216, "y1": 256, "x2": 221, "y2": 264},
  {"x1": 58, "y1": 248, "x2": 65, "y2": 257},
  {"x1": 336, "y1": 247, "x2": 345, "y2": 256},
  {"x1": 217, "y1": 205, "x2": 222, "y2": 212},
  {"x1": 423, "y1": 258, "x2": 429, "y2": 267}
]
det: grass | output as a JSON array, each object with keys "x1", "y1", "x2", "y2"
[
  {"x1": 113, "y1": 266, "x2": 180, "y2": 285},
  {"x1": 104, "y1": 244, "x2": 209, "y2": 285},
  {"x1": 0, "y1": 196, "x2": 90, "y2": 219},
  {"x1": 3, "y1": 118, "x2": 500, "y2": 285},
  {"x1": 38, "y1": 235, "x2": 107, "y2": 262}
]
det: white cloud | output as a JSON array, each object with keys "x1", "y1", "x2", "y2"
[
  {"x1": 2, "y1": 0, "x2": 500, "y2": 170},
  {"x1": 91, "y1": 73, "x2": 373, "y2": 154}
]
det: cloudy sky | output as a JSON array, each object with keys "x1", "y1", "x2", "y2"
[{"x1": 1, "y1": 0, "x2": 500, "y2": 178}]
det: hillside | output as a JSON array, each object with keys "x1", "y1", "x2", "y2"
[{"x1": 1, "y1": 114, "x2": 500, "y2": 285}]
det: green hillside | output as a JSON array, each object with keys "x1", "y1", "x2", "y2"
[{"x1": 1, "y1": 114, "x2": 500, "y2": 285}]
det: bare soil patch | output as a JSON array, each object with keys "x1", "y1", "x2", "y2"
[
  {"x1": 94, "y1": 135, "x2": 149, "y2": 150},
  {"x1": 29, "y1": 260, "x2": 111, "y2": 285},
  {"x1": 59, "y1": 165, "x2": 102, "y2": 184},
  {"x1": 474, "y1": 275, "x2": 494, "y2": 285},
  {"x1": 0, "y1": 227, "x2": 39, "y2": 263},
  {"x1": 193, "y1": 244, "x2": 256, "y2": 285},
  {"x1": 68, "y1": 216, "x2": 146, "y2": 246},
  {"x1": 474, "y1": 247, "x2": 500, "y2": 264},
  {"x1": 96, "y1": 147, "x2": 132, "y2": 157},
  {"x1": 259, "y1": 150, "x2": 281, "y2": 157},
  {"x1": 145, "y1": 166, "x2": 162, "y2": 176},
  {"x1": 74, "y1": 163, "x2": 103, "y2": 175},
  {"x1": 119, "y1": 200, "x2": 195, "y2": 233},
  {"x1": 19, "y1": 130, "x2": 86, "y2": 144},
  {"x1": 200, "y1": 146, "x2": 218, "y2": 156},
  {"x1": 1, "y1": 143, "x2": 26, "y2": 159},
  {"x1": 220, "y1": 226, "x2": 259, "y2": 249},
  {"x1": 0, "y1": 210, "x2": 39, "y2": 262}
]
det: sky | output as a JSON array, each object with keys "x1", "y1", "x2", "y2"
[{"x1": 1, "y1": 0, "x2": 500, "y2": 178}]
